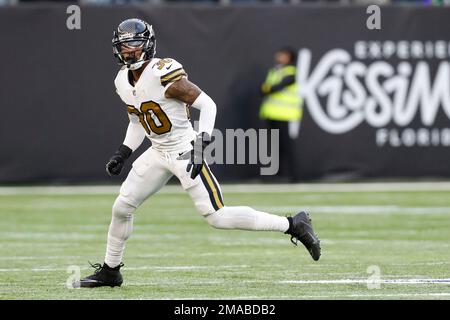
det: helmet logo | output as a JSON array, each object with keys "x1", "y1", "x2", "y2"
[{"x1": 119, "y1": 33, "x2": 135, "y2": 40}]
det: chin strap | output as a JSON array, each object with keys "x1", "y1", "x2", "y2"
[{"x1": 128, "y1": 60, "x2": 146, "y2": 70}]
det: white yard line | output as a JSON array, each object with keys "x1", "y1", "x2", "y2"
[
  {"x1": 127, "y1": 265, "x2": 250, "y2": 271},
  {"x1": 0, "y1": 265, "x2": 250, "y2": 272},
  {"x1": 126, "y1": 280, "x2": 226, "y2": 286},
  {"x1": 125, "y1": 278, "x2": 450, "y2": 286},
  {"x1": 276, "y1": 279, "x2": 450, "y2": 285},
  {"x1": 3, "y1": 181, "x2": 450, "y2": 195}
]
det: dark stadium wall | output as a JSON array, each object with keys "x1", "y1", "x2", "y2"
[{"x1": 1, "y1": 4, "x2": 450, "y2": 183}]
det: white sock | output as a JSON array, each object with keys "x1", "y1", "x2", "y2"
[
  {"x1": 104, "y1": 196, "x2": 135, "y2": 268},
  {"x1": 206, "y1": 206, "x2": 289, "y2": 232}
]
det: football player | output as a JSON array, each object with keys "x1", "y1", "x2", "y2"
[{"x1": 74, "y1": 18, "x2": 321, "y2": 288}]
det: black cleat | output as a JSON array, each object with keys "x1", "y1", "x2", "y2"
[
  {"x1": 73, "y1": 262, "x2": 124, "y2": 288},
  {"x1": 285, "y1": 211, "x2": 321, "y2": 261}
]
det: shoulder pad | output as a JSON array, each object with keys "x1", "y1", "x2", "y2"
[{"x1": 150, "y1": 58, "x2": 187, "y2": 86}]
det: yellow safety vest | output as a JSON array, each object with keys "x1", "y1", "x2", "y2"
[{"x1": 260, "y1": 65, "x2": 303, "y2": 121}]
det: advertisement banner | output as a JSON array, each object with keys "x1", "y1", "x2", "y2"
[{"x1": 0, "y1": 5, "x2": 449, "y2": 183}]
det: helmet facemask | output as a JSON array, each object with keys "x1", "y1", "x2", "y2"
[
  {"x1": 114, "y1": 39, "x2": 150, "y2": 70},
  {"x1": 112, "y1": 19, "x2": 156, "y2": 70}
]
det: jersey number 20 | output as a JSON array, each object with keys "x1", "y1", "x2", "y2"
[{"x1": 127, "y1": 101, "x2": 172, "y2": 135}]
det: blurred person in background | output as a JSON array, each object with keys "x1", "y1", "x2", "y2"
[{"x1": 260, "y1": 47, "x2": 303, "y2": 182}]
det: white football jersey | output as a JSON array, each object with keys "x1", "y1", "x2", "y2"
[{"x1": 114, "y1": 58, "x2": 196, "y2": 152}]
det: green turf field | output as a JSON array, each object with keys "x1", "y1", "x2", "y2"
[{"x1": 0, "y1": 183, "x2": 449, "y2": 300}]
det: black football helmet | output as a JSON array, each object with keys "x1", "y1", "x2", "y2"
[{"x1": 112, "y1": 18, "x2": 156, "y2": 70}]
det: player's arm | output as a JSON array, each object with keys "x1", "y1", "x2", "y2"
[
  {"x1": 165, "y1": 77, "x2": 217, "y2": 179},
  {"x1": 123, "y1": 113, "x2": 146, "y2": 151},
  {"x1": 165, "y1": 77, "x2": 216, "y2": 137}
]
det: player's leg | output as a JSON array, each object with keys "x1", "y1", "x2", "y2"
[
  {"x1": 185, "y1": 162, "x2": 289, "y2": 231},
  {"x1": 105, "y1": 148, "x2": 173, "y2": 267},
  {"x1": 75, "y1": 148, "x2": 173, "y2": 288},
  {"x1": 174, "y1": 159, "x2": 321, "y2": 261}
]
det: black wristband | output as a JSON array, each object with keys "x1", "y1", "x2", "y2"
[{"x1": 115, "y1": 144, "x2": 132, "y2": 160}]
